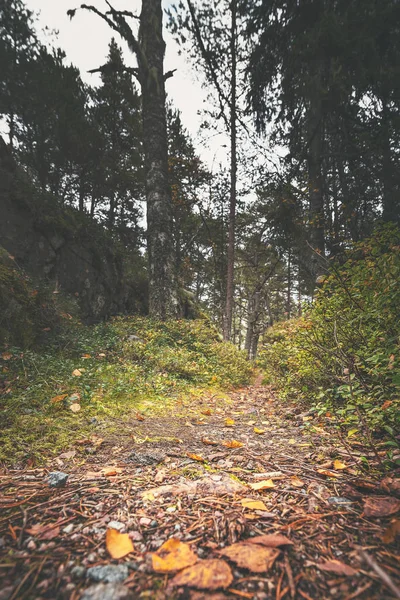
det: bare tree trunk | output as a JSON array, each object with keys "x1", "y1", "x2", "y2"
[
  {"x1": 138, "y1": 0, "x2": 177, "y2": 319},
  {"x1": 223, "y1": 0, "x2": 237, "y2": 341}
]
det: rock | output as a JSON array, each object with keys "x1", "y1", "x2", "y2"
[
  {"x1": 126, "y1": 450, "x2": 164, "y2": 466},
  {"x1": 71, "y1": 566, "x2": 86, "y2": 579},
  {"x1": 87, "y1": 565, "x2": 129, "y2": 584},
  {"x1": 127, "y1": 335, "x2": 145, "y2": 343},
  {"x1": 47, "y1": 471, "x2": 69, "y2": 487},
  {"x1": 63, "y1": 524, "x2": 74, "y2": 534},
  {"x1": 80, "y1": 583, "x2": 134, "y2": 600},
  {"x1": 107, "y1": 521, "x2": 125, "y2": 531}
]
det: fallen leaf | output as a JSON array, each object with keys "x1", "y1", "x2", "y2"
[
  {"x1": 246, "y1": 534, "x2": 293, "y2": 548},
  {"x1": 225, "y1": 418, "x2": 235, "y2": 427},
  {"x1": 26, "y1": 523, "x2": 60, "y2": 540},
  {"x1": 288, "y1": 439, "x2": 296, "y2": 444},
  {"x1": 241, "y1": 498, "x2": 268, "y2": 511},
  {"x1": 317, "y1": 469, "x2": 341, "y2": 478},
  {"x1": 1, "y1": 352, "x2": 12, "y2": 360},
  {"x1": 50, "y1": 394, "x2": 68, "y2": 404},
  {"x1": 219, "y1": 543, "x2": 280, "y2": 573},
  {"x1": 102, "y1": 467, "x2": 123, "y2": 477},
  {"x1": 106, "y1": 528, "x2": 134, "y2": 559},
  {"x1": 136, "y1": 413, "x2": 145, "y2": 421},
  {"x1": 201, "y1": 409, "x2": 212, "y2": 416},
  {"x1": 81, "y1": 354, "x2": 91, "y2": 359},
  {"x1": 333, "y1": 459, "x2": 347, "y2": 470},
  {"x1": 171, "y1": 559, "x2": 233, "y2": 590},
  {"x1": 253, "y1": 428, "x2": 265, "y2": 435},
  {"x1": 187, "y1": 453, "x2": 206, "y2": 462},
  {"x1": 363, "y1": 496, "x2": 400, "y2": 517},
  {"x1": 71, "y1": 369, "x2": 82, "y2": 377},
  {"x1": 290, "y1": 476, "x2": 305, "y2": 488},
  {"x1": 222, "y1": 440, "x2": 244, "y2": 448},
  {"x1": 382, "y1": 519, "x2": 400, "y2": 544},
  {"x1": 202, "y1": 438, "x2": 219, "y2": 446},
  {"x1": 152, "y1": 538, "x2": 198, "y2": 573},
  {"x1": 70, "y1": 403, "x2": 81, "y2": 413},
  {"x1": 59, "y1": 450, "x2": 76, "y2": 460},
  {"x1": 317, "y1": 560, "x2": 358, "y2": 576},
  {"x1": 249, "y1": 479, "x2": 275, "y2": 491}
]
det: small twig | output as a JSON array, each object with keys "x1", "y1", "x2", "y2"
[
  {"x1": 284, "y1": 554, "x2": 296, "y2": 599},
  {"x1": 17, "y1": 508, "x2": 28, "y2": 549},
  {"x1": 358, "y1": 547, "x2": 400, "y2": 599}
]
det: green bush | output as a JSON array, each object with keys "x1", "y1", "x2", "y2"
[{"x1": 258, "y1": 225, "x2": 400, "y2": 438}]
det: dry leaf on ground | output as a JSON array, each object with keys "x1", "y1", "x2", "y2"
[
  {"x1": 333, "y1": 459, "x2": 347, "y2": 470},
  {"x1": 171, "y1": 559, "x2": 233, "y2": 590},
  {"x1": 222, "y1": 440, "x2": 244, "y2": 448},
  {"x1": 202, "y1": 438, "x2": 219, "y2": 446},
  {"x1": 26, "y1": 523, "x2": 60, "y2": 540},
  {"x1": 71, "y1": 369, "x2": 82, "y2": 377},
  {"x1": 317, "y1": 469, "x2": 341, "y2": 478},
  {"x1": 240, "y1": 498, "x2": 267, "y2": 511},
  {"x1": 106, "y1": 528, "x2": 134, "y2": 559},
  {"x1": 247, "y1": 534, "x2": 293, "y2": 548},
  {"x1": 70, "y1": 403, "x2": 81, "y2": 412},
  {"x1": 249, "y1": 479, "x2": 275, "y2": 490},
  {"x1": 225, "y1": 418, "x2": 235, "y2": 427},
  {"x1": 136, "y1": 413, "x2": 145, "y2": 421},
  {"x1": 152, "y1": 538, "x2": 197, "y2": 573},
  {"x1": 201, "y1": 409, "x2": 212, "y2": 416},
  {"x1": 316, "y1": 559, "x2": 358, "y2": 576},
  {"x1": 219, "y1": 542, "x2": 280, "y2": 573},
  {"x1": 102, "y1": 467, "x2": 123, "y2": 477},
  {"x1": 363, "y1": 496, "x2": 400, "y2": 517},
  {"x1": 50, "y1": 394, "x2": 68, "y2": 404},
  {"x1": 187, "y1": 453, "x2": 206, "y2": 462},
  {"x1": 253, "y1": 428, "x2": 265, "y2": 435},
  {"x1": 290, "y1": 476, "x2": 305, "y2": 487},
  {"x1": 382, "y1": 519, "x2": 400, "y2": 544}
]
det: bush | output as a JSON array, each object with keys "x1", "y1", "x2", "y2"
[{"x1": 258, "y1": 225, "x2": 400, "y2": 438}]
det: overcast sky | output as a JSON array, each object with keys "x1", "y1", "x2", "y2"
[{"x1": 24, "y1": 0, "x2": 228, "y2": 167}]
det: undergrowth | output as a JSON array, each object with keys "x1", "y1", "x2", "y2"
[
  {"x1": 0, "y1": 317, "x2": 253, "y2": 465},
  {"x1": 258, "y1": 225, "x2": 400, "y2": 463}
]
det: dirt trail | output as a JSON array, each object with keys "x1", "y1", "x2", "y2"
[{"x1": 1, "y1": 383, "x2": 399, "y2": 600}]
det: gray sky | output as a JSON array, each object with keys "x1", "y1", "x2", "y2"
[{"x1": 25, "y1": 0, "x2": 227, "y2": 167}]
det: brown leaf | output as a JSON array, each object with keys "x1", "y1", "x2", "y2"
[
  {"x1": 102, "y1": 467, "x2": 123, "y2": 477},
  {"x1": 317, "y1": 469, "x2": 341, "y2": 478},
  {"x1": 317, "y1": 560, "x2": 358, "y2": 576},
  {"x1": 202, "y1": 438, "x2": 219, "y2": 446},
  {"x1": 222, "y1": 440, "x2": 244, "y2": 449},
  {"x1": 26, "y1": 523, "x2": 60, "y2": 540},
  {"x1": 71, "y1": 369, "x2": 82, "y2": 377},
  {"x1": 363, "y1": 496, "x2": 400, "y2": 517},
  {"x1": 136, "y1": 413, "x2": 145, "y2": 421},
  {"x1": 171, "y1": 559, "x2": 233, "y2": 590},
  {"x1": 240, "y1": 498, "x2": 267, "y2": 511},
  {"x1": 201, "y1": 409, "x2": 212, "y2": 416},
  {"x1": 380, "y1": 477, "x2": 400, "y2": 498},
  {"x1": 50, "y1": 394, "x2": 68, "y2": 404},
  {"x1": 187, "y1": 453, "x2": 206, "y2": 462},
  {"x1": 152, "y1": 538, "x2": 198, "y2": 573},
  {"x1": 249, "y1": 479, "x2": 275, "y2": 491},
  {"x1": 247, "y1": 534, "x2": 293, "y2": 548},
  {"x1": 1, "y1": 352, "x2": 12, "y2": 360},
  {"x1": 106, "y1": 528, "x2": 134, "y2": 559},
  {"x1": 382, "y1": 519, "x2": 400, "y2": 544},
  {"x1": 290, "y1": 476, "x2": 305, "y2": 488},
  {"x1": 219, "y1": 542, "x2": 280, "y2": 573}
]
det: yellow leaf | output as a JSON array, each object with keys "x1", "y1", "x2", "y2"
[
  {"x1": 347, "y1": 428, "x2": 358, "y2": 437},
  {"x1": 152, "y1": 538, "x2": 197, "y2": 573},
  {"x1": 241, "y1": 498, "x2": 268, "y2": 511},
  {"x1": 288, "y1": 439, "x2": 296, "y2": 444},
  {"x1": 253, "y1": 428, "x2": 265, "y2": 435},
  {"x1": 333, "y1": 459, "x2": 347, "y2": 470},
  {"x1": 187, "y1": 453, "x2": 206, "y2": 462},
  {"x1": 225, "y1": 418, "x2": 235, "y2": 427},
  {"x1": 50, "y1": 394, "x2": 68, "y2": 404},
  {"x1": 106, "y1": 528, "x2": 134, "y2": 559},
  {"x1": 70, "y1": 403, "x2": 81, "y2": 413},
  {"x1": 317, "y1": 469, "x2": 341, "y2": 478},
  {"x1": 249, "y1": 479, "x2": 275, "y2": 490},
  {"x1": 222, "y1": 440, "x2": 244, "y2": 448},
  {"x1": 72, "y1": 369, "x2": 82, "y2": 377}
]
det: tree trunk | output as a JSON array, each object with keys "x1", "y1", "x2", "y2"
[
  {"x1": 286, "y1": 247, "x2": 291, "y2": 319},
  {"x1": 381, "y1": 97, "x2": 399, "y2": 223},
  {"x1": 307, "y1": 84, "x2": 325, "y2": 279},
  {"x1": 138, "y1": 0, "x2": 177, "y2": 319},
  {"x1": 223, "y1": 0, "x2": 237, "y2": 341}
]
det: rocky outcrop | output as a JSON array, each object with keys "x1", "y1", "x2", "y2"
[{"x1": 0, "y1": 137, "x2": 147, "y2": 323}]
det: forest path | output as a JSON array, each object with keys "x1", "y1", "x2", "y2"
[{"x1": 1, "y1": 382, "x2": 399, "y2": 600}]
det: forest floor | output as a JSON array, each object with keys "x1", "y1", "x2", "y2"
[{"x1": 0, "y1": 378, "x2": 399, "y2": 600}]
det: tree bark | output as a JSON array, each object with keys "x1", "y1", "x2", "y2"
[
  {"x1": 138, "y1": 0, "x2": 177, "y2": 319},
  {"x1": 223, "y1": 0, "x2": 237, "y2": 340}
]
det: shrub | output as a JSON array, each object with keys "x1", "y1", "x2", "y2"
[{"x1": 258, "y1": 225, "x2": 400, "y2": 438}]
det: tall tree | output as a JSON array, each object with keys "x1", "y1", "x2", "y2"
[{"x1": 69, "y1": 1, "x2": 177, "y2": 319}]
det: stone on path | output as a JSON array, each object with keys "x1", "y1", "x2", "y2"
[
  {"x1": 81, "y1": 583, "x2": 134, "y2": 600},
  {"x1": 47, "y1": 471, "x2": 69, "y2": 487},
  {"x1": 87, "y1": 565, "x2": 129, "y2": 584}
]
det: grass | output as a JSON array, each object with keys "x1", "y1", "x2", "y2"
[{"x1": 0, "y1": 316, "x2": 253, "y2": 465}]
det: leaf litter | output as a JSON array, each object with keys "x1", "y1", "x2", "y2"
[{"x1": 0, "y1": 381, "x2": 399, "y2": 599}]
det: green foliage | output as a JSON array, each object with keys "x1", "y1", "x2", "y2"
[
  {"x1": 258, "y1": 225, "x2": 400, "y2": 437},
  {"x1": 0, "y1": 316, "x2": 253, "y2": 464}
]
